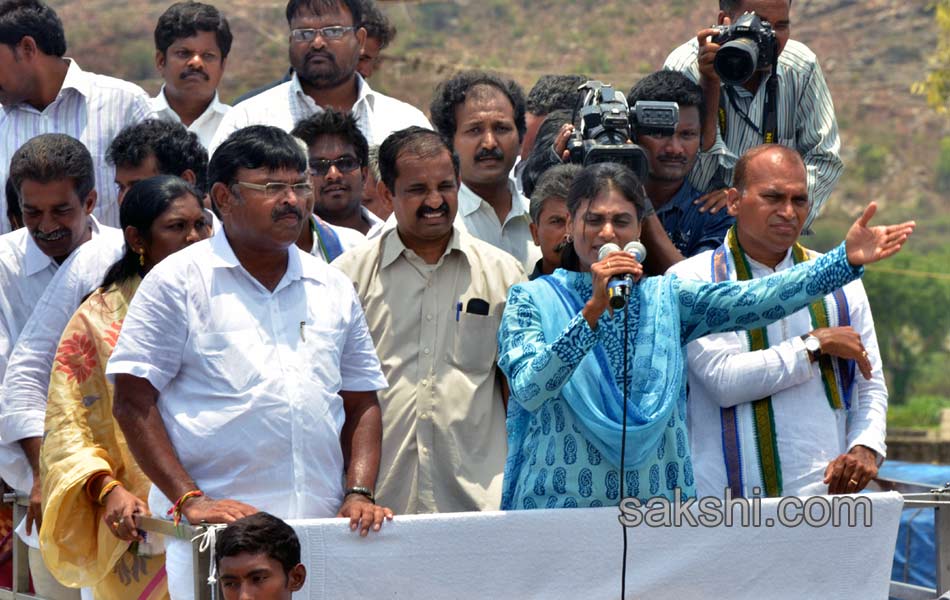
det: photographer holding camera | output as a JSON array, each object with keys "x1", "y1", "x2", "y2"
[{"x1": 665, "y1": 0, "x2": 842, "y2": 232}]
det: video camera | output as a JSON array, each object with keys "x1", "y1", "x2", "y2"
[
  {"x1": 567, "y1": 81, "x2": 679, "y2": 181},
  {"x1": 712, "y1": 12, "x2": 778, "y2": 86}
]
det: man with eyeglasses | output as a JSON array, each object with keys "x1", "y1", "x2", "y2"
[
  {"x1": 209, "y1": 0, "x2": 430, "y2": 155},
  {"x1": 292, "y1": 109, "x2": 384, "y2": 240},
  {"x1": 108, "y1": 126, "x2": 392, "y2": 600}
]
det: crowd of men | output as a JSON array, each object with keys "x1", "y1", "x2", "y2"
[{"x1": 0, "y1": 0, "x2": 887, "y2": 598}]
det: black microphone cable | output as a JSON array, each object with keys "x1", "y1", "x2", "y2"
[{"x1": 619, "y1": 295, "x2": 631, "y2": 599}]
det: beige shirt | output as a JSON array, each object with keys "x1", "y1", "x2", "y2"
[{"x1": 333, "y1": 228, "x2": 526, "y2": 513}]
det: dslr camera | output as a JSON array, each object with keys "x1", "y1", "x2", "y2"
[
  {"x1": 712, "y1": 11, "x2": 778, "y2": 86},
  {"x1": 567, "y1": 81, "x2": 679, "y2": 181}
]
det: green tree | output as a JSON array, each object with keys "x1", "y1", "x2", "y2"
[
  {"x1": 913, "y1": 0, "x2": 950, "y2": 113},
  {"x1": 863, "y1": 250, "x2": 950, "y2": 404}
]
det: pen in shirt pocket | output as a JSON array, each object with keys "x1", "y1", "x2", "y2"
[
  {"x1": 299, "y1": 320, "x2": 306, "y2": 342},
  {"x1": 455, "y1": 302, "x2": 462, "y2": 322}
]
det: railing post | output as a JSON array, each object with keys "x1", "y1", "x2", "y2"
[{"x1": 937, "y1": 501, "x2": 950, "y2": 596}]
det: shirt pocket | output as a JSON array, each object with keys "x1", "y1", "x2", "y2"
[
  {"x1": 448, "y1": 312, "x2": 501, "y2": 375},
  {"x1": 194, "y1": 329, "x2": 266, "y2": 392},
  {"x1": 297, "y1": 323, "x2": 344, "y2": 392}
]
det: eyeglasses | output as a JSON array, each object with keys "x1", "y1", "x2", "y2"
[
  {"x1": 290, "y1": 26, "x2": 355, "y2": 43},
  {"x1": 309, "y1": 156, "x2": 361, "y2": 177},
  {"x1": 233, "y1": 181, "x2": 314, "y2": 199}
]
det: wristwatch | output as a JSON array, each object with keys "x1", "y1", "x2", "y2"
[
  {"x1": 344, "y1": 486, "x2": 375, "y2": 503},
  {"x1": 801, "y1": 334, "x2": 822, "y2": 363}
]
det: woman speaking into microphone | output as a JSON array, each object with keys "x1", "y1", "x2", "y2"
[{"x1": 497, "y1": 162, "x2": 914, "y2": 510}]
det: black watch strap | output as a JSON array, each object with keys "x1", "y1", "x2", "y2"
[{"x1": 345, "y1": 486, "x2": 375, "y2": 503}]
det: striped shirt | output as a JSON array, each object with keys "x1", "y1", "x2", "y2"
[
  {"x1": 0, "y1": 59, "x2": 153, "y2": 234},
  {"x1": 664, "y1": 39, "x2": 843, "y2": 230}
]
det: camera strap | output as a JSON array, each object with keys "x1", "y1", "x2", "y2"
[{"x1": 717, "y1": 71, "x2": 779, "y2": 144}]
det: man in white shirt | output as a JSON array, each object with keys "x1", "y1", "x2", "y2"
[
  {"x1": 107, "y1": 125, "x2": 391, "y2": 600},
  {"x1": 334, "y1": 127, "x2": 525, "y2": 514},
  {"x1": 0, "y1": 133, "x2": 118, "y2": 600},
  {"x1": 208, "y1": 0, "x2": 430, "y2": 154},
  {"x1": 429, "y1": 71, "x2": 541, "y2": 273},
  {"x1": 291, "y1": 109, "x2": 383, "y2": 238},
  {"x1": 150, "y1": 1, "x2": 232, "y2": 149},
  {"x1": 0, "y1": 121, "x2": 208, "y2": 541},
  {"x1": 668, "y1": 145, "x2": 885, "y2": 499},
  {"x1": 0, "y1": 0, "x2": 153, "y2": 234},
  {"x1": 664, "y1": 0, "x2": 842, "y2": 230}
]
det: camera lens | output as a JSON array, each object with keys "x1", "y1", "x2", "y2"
[{"x1": 715, "y1": 37, "x2": 759, "y2": 85}]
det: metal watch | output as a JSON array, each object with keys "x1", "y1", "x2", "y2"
[
  {"x1": 801, "y1": 334, "x2": 822, "y2": 362},
  {"x1": 344, "y1": 486, "x2": 375, "y2": 503}
]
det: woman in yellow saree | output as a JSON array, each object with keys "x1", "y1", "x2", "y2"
[{"x1": 40, "y1": 176, "x2": 211, "y2": 600}]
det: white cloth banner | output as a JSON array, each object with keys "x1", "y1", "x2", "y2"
[{"x1": 287, "y1": 492, "x2": 903, "y2": 600}]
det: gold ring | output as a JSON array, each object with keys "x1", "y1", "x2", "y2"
[
  {"x1": 607, "y1": 260, "x2": 612, "y2": 269},
  {"x1": 848, "y1": 479, "x2": 858, "y2": 486},
  {"x1": 112, "y1": 520, "x2": 121, "y2": 528},
  {"x1": 861, "y1": 351, "x2": 868, "y2": 358}
]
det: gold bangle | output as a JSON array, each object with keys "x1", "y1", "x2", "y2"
[{"x1": 97, "y1": 480, "x2": 123, "y2": 506}]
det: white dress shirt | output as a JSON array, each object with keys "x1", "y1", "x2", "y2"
[
  {"x1": 149, "y1": 86, "x2": 230, "y2": 150},
  {"x1": 664, "y1": 39, "x2": 843, "y2": 230},
  {"x1": 106, "y1": 227, "x2": 387, "y2": 519},
  {"x1": 0, "y1": 226, "x2": 125, "y2": 444},
  {"x1": 0, "y1": 59, "x2": 153, "y2": 234},
  {"x1": 456, "y1": 180, "x2": 542, "y2": 274},
  {"x1": 668, "y1": 247, "x2": 887, "y2": 497},
  {"x1": 0, "y1": 217, "x2": 116, "y2": 547},
  {"x1": 208, "y1": 73, "x2": 431, "y2": 154},
  {"x1": 307, "y1": 215, "x2": 367, "y2": 263}
]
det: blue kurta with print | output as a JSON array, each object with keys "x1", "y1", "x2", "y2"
[{"x1": 497, "y1": 243, "x2": 862, "y2": 509}]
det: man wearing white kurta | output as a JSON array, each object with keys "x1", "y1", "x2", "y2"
[
  {"x1": 107, "y1": 126, "x2": 390, "y2": 599},
  {"x1": 668, "y1": 145, "x2": 886, "y2": 498}
]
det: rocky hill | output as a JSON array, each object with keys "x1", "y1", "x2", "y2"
[{"x1": 50, "y1": 0, "x2": 948, "y2": 241}]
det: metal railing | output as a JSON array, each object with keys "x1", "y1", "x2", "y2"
[{"x1": 3, "y1": 481, "x2": 949, "y2": 600}]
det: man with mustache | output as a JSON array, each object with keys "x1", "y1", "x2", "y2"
[
  {"x1": 108, "y1": 126, "x2": 391, "y2": 599},
  {"x1": 628, "y1": 70, "x2": 734, "y2": 258},
  {"x1": 210, "y1": 0, "x2": 429, "y2": 154},
  {"x1": 333, "y1": 127, "x2": 525, "y2": 514},
  {"x1": 668, "y1": 145, "x2": 886, "y2": 498},
  {"x1": 430, "y1": 71, "x2": 541, "y2": 273},
  {"x1": 291, "y1": 109, "x2": 384, "y2": 239},
  {"x1": 151, "y1": 2, "x2": 232, "y2": 150},
  {"x1": 0, "y1": 134, "x2": 121, "y2": 600}
]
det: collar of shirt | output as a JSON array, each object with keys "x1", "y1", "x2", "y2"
[
  {"x1": 208, "y1": 225, "x2": 324, "y2": 289},
  {"x1": 290, "y1": 71, "x2": 375, "y2": 114},
  {"x1": 457, "y1": 180, "x2": 529, "y2": 223},
  {"x1": 654, "y1": 179, "x2": 702, "y2": 218},
  {"x1": 23, "y1": 214, "x2": 104, "y2": 276},
  {"x1": 151, "y1": 85, "x2": 229, "y2": 119},
  {"x1": 740, "y1": 244, "x2": 796, "y2": 275},
  {"x1": 378, "y1": 226, "x2": 464, "y2": 270},
  {"x1": 58, "y1": 58, "x2": 92, "y2": 100}
]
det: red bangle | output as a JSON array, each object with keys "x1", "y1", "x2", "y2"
[{"x1": 167, "y1": 490, "x2": 203, "y2": 525}]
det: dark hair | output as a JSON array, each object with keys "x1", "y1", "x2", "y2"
[
  {"x1": 429, "y1": 71, "x2": 527, "y2": 143},
  {"x1": 285, "y1": 0, "x2": 362, "y2": 26},
  {"x1": 100, "y1": 175, "x2": 202, "y2": 290},
  {"x1": 208, "y1": 125, "x2": 307, "y2": 189},
  {"x1": 215, "y1": 512, "x2": 301, "y2": 576},
  {"x1": 530, "y1": 163, "x2": 580, "y2": 224},
  {"x1": 525, "y1": 74, "x2": 588, "y2": 116},
  {"x1": 9, "y1": 133, "x2": 94, "y2": 200},
  {"x1": 0, "y1": 0, "x2": 65, "y2": 56},
  {"x1": 560, "y1": 163, "x2": 648, "y2": 271},
  {"x1": 378, "y1": 126, "x2": 459, "y2": 194},
  {"x1": 519, "y1": 108, "x2": 573, "y2": 198},
  {"x1": 733, "y1": 144, "x2": 804, "y2": 192},
  {"x1": 357, "y1": 0, "x2": 395, "y2": 47},
  {"x1": 154, "y1": 1, "x2": 233, "y2": 58},
  {"x1": 291, "y1": 109, "x2": 369, "y2": 167},
  {"x1": 627, "y1": 70, "x2": 706, "y2": 128},
  {"x1": 719, "y1": 0, "x2": 790, "y2": 12},
  {"x1": 5, "y1": 177, "x2": 22, "y2": 229},
  {"x1": 107, "y1": 119, "x2": 209, "y2": 195}
]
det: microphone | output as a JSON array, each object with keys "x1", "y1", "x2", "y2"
[{"x1": 597, "y1": 241, "x2": 648, "y2": 309}]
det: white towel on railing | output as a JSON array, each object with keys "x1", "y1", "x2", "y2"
[{"x1": 288, "y1": 492, "x2": 904, "y2": 600}]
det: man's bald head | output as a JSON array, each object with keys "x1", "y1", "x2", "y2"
[{"x1": 733, "y1": 144, "x2": 805, "y2": 193}]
